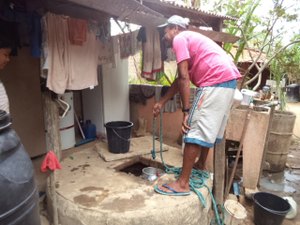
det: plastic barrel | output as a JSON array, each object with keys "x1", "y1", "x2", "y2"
[
  {"x1": 0, "y1": 110, "x2": 41, "y2": 225},
  {"x1": 286, "y1": 84, "x2": 300, "y2": 103},
  {"x1": 83, "y1": 120, "x2": 97, "y2": 139},
  {"x1": 104, "y1": 121, "x2": 133, "y2": 154},
  {"x1": 59, "y1": 92, "x2": 75, "y2": 150},
  {"x1": 253, "y1": 192, "x2": 290, "y2": 225}
]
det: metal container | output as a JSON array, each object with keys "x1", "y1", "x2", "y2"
[{"x1": 142, "y1": 167, "x2": 165, "y2": 181}]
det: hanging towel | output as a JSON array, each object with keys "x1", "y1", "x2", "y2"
[
  {"x1": 41, "y1": 151, "x2": 61, "y2": 172},
  {"x1": 42, "y1": 13, "x2": 102, "y2": 94},
  {"x1": 67, "y1": 17, "x2": 87, "y2": 45},
  {"x1": 67, "y1": 29, "x2": 99, "y2": 90},
  {"x1": 139, "y1": 27, "x2": 163, "y2": 81},
  {"x1": 44, "y1": 13, "x2": 70, "y2": 94}
]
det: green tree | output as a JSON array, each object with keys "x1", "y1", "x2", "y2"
[{"x1": 202, "y1": 0, "x2": 300, "y2": 94}]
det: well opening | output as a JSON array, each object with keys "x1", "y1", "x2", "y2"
[{"x1": 115, "y1": 156, "x2": 165, "y2": 177}]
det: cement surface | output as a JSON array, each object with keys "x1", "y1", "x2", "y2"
[{"x1": 50, "y1": 140, "x2": 213, "y2": 225}]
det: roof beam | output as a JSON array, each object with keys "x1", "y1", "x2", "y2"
[
  {"x1": 189, "y1": 26, "x2": 240, "y2": 43},
  {"x1": 45, "y1": 0, "x2": 110, "y2": 21}
]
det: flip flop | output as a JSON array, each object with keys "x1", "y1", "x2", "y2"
[{"x1": 154, "y1": 184, "x2": 190, "y2": 196}]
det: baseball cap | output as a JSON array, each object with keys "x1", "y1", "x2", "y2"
[{"x1": 158, "y1": 15, "x2": 190, "y2": 29}]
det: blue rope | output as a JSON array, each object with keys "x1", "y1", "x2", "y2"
[{"x1": 153, "y1": 110, "x2": 224, "y2": 225}]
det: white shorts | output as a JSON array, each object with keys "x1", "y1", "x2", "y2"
[{"x1": 184, "y1": 80, "x2": 236, "y2": 148}]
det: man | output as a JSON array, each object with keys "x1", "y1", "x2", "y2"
[
  {"x1": 0, "y1": 37, "x2": 12, "y2": 113},
  {"x1": 153, "y1": 15, "x2": 241, "y2": 195}
]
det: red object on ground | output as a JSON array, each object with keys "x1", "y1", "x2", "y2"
[{"x1": 41, "y1": 151, "x2": 61, "y2": 172}]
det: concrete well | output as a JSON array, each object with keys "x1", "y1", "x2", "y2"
[{"x1": 47, "y1": 140, "x2": 213, "y2": 225}]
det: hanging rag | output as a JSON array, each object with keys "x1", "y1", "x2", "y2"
[
  {"x1": 138, "y1": 27, "x2": 163, "y2": 81},
  {"x1": 42, "y1": 13, "x2": 102, "y2": 94},
  {"x1": 119, "y1": 33, "x2": 131, "y2": 59},
  {"x1": 41, "y1": 150, "x2": 61, "y2": 172},
  {"x1": 67, "y1": 17, "x2": 87, "y2": 45}
]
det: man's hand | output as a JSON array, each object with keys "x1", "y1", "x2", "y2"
[
  {"x1": 153, "y1": 102, "x2": 163, "y2": 117},
  {"x1": 181, "y1": 113, "x2": 191, "y2": 134}
]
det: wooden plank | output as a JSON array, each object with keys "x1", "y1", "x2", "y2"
[
  {"x1": 259, "y1": 105, "x2": 275, "y2": 179},
  {"x1": 213, "y1": 138, "x2": 226, "y2": 205},
  {"x1": 225, "y1": 109, "x2": 251, "y2": 199},
  {"x1": 45, "y1": 0, "x2": 110, "y2": 22},
  {"x1": 226, "y1": 106, "x2": 271, "y2": 189},
  {"x1": 1, "y1": 48, "x2": 47, "y2": 157},
  {"x1": 242, "y1": 109, "x2": 270, "y2": 189},
  {"x1": 226, "y1": 106, "x2": 248, "y2": 141}
]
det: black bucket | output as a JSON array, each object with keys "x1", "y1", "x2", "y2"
[
  {"x1": 104, "y1": 121, "x2": 133, "y2": 154},
  {"x1": 253, "y1": 192, "x2": 290, "y2": 225}
]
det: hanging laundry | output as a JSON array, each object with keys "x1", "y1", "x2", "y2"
[
  {"x1": 41, "y1": 13, "x2": 111, "y2": 94},
  {"x1": 67, "y1": 29, "x2": 99, "y2": 90},
  {"x1": 137, "y1": 26, "x2": 163, "y2": 81},
  {"x1": 30, "y1": 12, "x2": 42, "y2": 57},
  {"x1": 42, "y1": 13, "x2": 70, "y2": 94},
  {"x1": 130, "y1": 30, "x2": 141, "y2": 56},
  {"x1": 67, "y1": 17, "x2": 87, "y2": 45},
  {"x1": 119, "y1": 33, "x2": 131, "y2": 59}
]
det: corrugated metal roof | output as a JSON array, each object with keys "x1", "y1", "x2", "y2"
[
  {"x1": 142, "y1": 0, "x2": 237, "y2": 27},
  {"x1": 66, "y1": 0, "x2": 166, "y2": 26},
  {"x1": 158, "y1": 0, "x2": 237, "y2": 20}
]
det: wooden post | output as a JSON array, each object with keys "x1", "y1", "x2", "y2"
[
  {"x1": 43, "y1": 92, "x2": 61, "y2": 225},
  {"x1": 213, "y1": 137, "x2": 226, "y2": 205},
  {"x1": 259, "y1": 105, "x2": 275, "y2": 179},
  {"x1": 225, "y1": 109, "x2": 251, "y2": 198}
]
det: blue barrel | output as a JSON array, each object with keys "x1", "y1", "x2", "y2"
[
  {"x1": 83, "y1": 120, "x2": 97, "y2": 139},
  {"x1": 0, "y1": 110, "x2": 41, "y2": 225}
]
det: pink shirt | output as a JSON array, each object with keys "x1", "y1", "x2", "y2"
[{"x1": 173, "y1": 31, "x2": 241, "y2": 87}]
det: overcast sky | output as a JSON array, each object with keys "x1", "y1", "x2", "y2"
[{"x1": 257, "y1": 0, "x2": 300, "y2": 42}]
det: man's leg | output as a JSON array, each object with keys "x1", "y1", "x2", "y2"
[
  {"x1": 158, "y1": 143, "x2": 200, "y2": 192},
  {"x1": 194, "y1": 147, "x2": 209, "y2": 170}
]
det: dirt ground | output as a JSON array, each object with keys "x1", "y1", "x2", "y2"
[{"x1": 240, "y1": 137, "x2": 300, "y2": 225}]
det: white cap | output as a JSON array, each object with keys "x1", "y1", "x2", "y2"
[{"x1": 158, "y1": 15, "x2": 190, "y2": 29}]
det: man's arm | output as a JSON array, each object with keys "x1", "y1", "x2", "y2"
[
  {"x1": 159, "y1": 77, "x2": 179, "y2": 105},
  {"x1": 177, "y1": 60, "x2": 190, "y2": 111},
  {"x1": 153, "y1": 75, "x2": 180, "y2": 117}
]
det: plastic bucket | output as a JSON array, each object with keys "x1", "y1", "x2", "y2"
[
  {"x1": 224, "y1": 199, "x2": 247, "y2": 225},
  {"x1": 104, "y1": 121, "x2": 133, "y2": 154},
  {"x1": 253, "y1": 192, "x2": 290, "y2": 225},
  {"x1": 241, "y1": 89, "x2": 258, "y2": 105}
]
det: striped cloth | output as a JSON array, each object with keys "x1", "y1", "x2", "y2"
[{"x1": 0, "y1": 81, "x2": 9, "y2": 113}]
